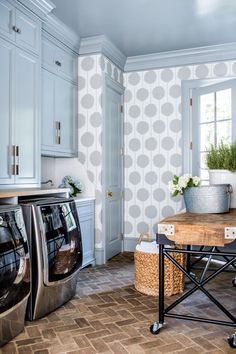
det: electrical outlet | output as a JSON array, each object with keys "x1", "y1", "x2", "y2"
[
  {"x1": 158, "y1": 224, "x2": 174, "y2": 236},
  {"x1": 224, "y1": 227, "x2": 236, "y2": 240}
]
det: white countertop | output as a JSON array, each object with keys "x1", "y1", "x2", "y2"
[
  {"x1": 0, "y1": 188, "x2": 70, "y2": 198},
  {"x1": 74, "y1": 196, "x2": 96, "y2": 202}
]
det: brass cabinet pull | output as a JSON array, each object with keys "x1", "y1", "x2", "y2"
[{"x1": 107, "y1": 191, "x2": 113, "y2": 198}]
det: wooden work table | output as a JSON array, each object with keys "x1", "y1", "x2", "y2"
[
  {"x1": 151, "y1": 209, "x2": 236, "y2": 347},
  {"x1": 158, "y1": 209, "x2": 236, "y2": 247}
]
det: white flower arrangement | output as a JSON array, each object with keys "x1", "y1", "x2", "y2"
[
  {"x1": 168, "y1": 174, "x2": 201, "y2": 197},
  {"x1": 59, "y1": 175, "x2": 84, "y2": 197}
]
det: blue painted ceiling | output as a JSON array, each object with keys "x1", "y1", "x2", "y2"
[{"x1": 52, "y1": 0, "x2": 236, "y2": 57}]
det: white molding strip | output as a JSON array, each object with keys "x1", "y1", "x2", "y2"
[
  {"x1": 79, "y1": 35, "x2": 126, "y2": 71},
  {"x1": 43, "y1": 14, "x2": 80, "y2": 52},
  {"x1": 17, "y1": 0, "x2": 55, "y2": 19},
  {"x1": 125, "y1": 42, "x2": 236, "y2": 72}
]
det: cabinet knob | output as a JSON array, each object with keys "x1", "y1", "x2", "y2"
[
  {"x1": 12, "y1": 26, "x2": 21, "y2": 34},
  {"x1": 55, "y1": 60, "x2": 62, "y2": 67}
]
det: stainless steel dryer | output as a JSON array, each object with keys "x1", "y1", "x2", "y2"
[
  {"x1": 21, "y1": 197, "x2": 82, "y2": 320},
  {"x1": 0, "y1": 205, "x2": 30, "y2": 347}
]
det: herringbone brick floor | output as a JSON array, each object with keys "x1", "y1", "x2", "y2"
[{"x1": 1, "y1": 252, "x2": 236, "y2": 354}]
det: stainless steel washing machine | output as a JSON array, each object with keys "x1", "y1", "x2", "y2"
[
  {"x1": 0, "y1": 205, "x2": 30, "y2": 347},
  {"x1": 21, "y1": 197, "x2": 82, "y2": 320}
]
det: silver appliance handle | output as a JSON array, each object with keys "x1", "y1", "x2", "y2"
[{"x1": 13, "y1": 256, "x2": 27, "y2": 284}]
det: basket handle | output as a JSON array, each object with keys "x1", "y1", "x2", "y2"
[
  {"x1": 138, "y1": 232, "x2": 153, "y2": 244},
  {"x1": 226, "y1": 184, "x2": 233, "y2": 194}
]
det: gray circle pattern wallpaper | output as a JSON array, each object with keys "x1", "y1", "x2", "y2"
[
  {"x1": 79, "y1": 54, "x2": 235, "y2": 242},
  {"x1": 124, "y1": 60, "x2": 235, "y2": 236}
]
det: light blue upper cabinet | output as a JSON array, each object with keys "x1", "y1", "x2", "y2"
[
  {"x1": 14, "y1": 48, "x2": 40, "y2": 184},
  {"x1": 0, "y1": 38, "x2": 40, "y2": 187},
  {"x1": 0, "y1": 0, "x2": 40, "y2": 188},
  {"x1": 15, "y1": 9, "x2": 40, "y2": 55},
  {"x1": 55, "y1": 76, "x2": 76, "y2": 155},
  {"x1": 41, "y1": 30, "x2": 78, "y2": 157},
  {"x1": 0, "y1": 38, "x2": 14, "y2": 185},
  {"x1": 0, "y1": 0, "x2": 15, "y2": 40},
  {"x1": 0, "y1": 0, "x2": 40, "y2": 55},
  {"x1": 42, "y1": 37, "x2": 77, "y2": 83},
  {"x1": 41, "y1": 68, "x2": 77, "y2": 157}
]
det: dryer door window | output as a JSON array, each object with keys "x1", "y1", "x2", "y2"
[
  {"x1": 40, "y1": 201, "x2": 82, "y2": 284},
  {"x1": 0, "y1": 208, "x2": 30, "y2": 314}
]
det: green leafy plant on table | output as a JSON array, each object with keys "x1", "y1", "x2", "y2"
[{"x1": 206, "y1": 141, "x2": 236, "y2": 172}]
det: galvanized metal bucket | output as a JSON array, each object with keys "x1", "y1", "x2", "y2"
[{"x1": 183, "y1": 184, "x2": 232, "y2": 214}]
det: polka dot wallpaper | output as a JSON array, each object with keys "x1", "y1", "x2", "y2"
[
  {"x1": 78, "y1": 54, "x2": 123, "y2": 248},
  {"x1": 124, "y1": 60, "x2": 236, "y2": 238},
  {"x1": 79, "y1": 54, "x2": 236, "y2": 245}
]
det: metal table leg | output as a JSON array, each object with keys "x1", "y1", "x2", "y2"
[
  {"x1": 150, "y1": 243, "x2": 165, "y2": 334},
  {"x1": 150, "y1": 242, "x2": 236, "y2": 347}
]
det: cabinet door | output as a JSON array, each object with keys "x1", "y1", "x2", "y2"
[
  {"x1": 79, "y1": 214, "x2": 95, "y2": 267},
  {"x1": 41, "y1": 69, "x2": 55, "y2": 152},
  {"x1": 15, "y1": 9, "x2": 40, "y2": 55},
  {"x1": 14, "y1": 48, "x2": 40, "y2": 185},
  {"x1": 0, "y1": 38, "x2": 14, "y2": 184},
  {"x1": 76, "y1": 201, "x2": 95, "y2": 268},
  {"x1": 0, "y1": 0, "x2": 15, "y2": 41},
  {"x1": 42, "y1": 37, "x2": 77, "y2": 83},
  {"x1": 56, "y1": 47, "x2": 77, "y2": 82},
  {"x1": 55, "y1": 76, "x2": 76, "y2": 156}
]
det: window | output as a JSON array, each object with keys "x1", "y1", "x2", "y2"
[{"x1": 191, "y1": 79, "x2": 236, "y2": 182}]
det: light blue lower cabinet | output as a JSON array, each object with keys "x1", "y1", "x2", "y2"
[{"x1": 76, "y1": 198, "x2": 95, "y2": 268}]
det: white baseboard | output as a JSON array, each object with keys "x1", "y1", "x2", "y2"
[
  {"x1": 123, "y1": 237, "x2": 138, "y2": 252},
  {"x1": 95, "y1": 248, "x2": 104, "y2": 265}
]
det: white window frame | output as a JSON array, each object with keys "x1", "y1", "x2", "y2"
[{"x1": 182, "y1": 77, "x2": 236, "y2": 176}]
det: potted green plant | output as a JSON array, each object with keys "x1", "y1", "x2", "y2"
[{"x1": 206, "y1": 142, "x2": 236, "y2": 208}]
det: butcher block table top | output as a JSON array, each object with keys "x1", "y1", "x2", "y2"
[{"x1": 158, "y1": 209, "x2": 236, "y2": 247}]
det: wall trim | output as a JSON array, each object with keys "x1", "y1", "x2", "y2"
[
  {"x1": 79, "y1": 35, "x2": 126, "y2": 71},
  {"x1": 95, "y1": 248, "x2": 105, "y2": 265},
  {"x1": 17, "y1": 0, "x2": 55, "y2": 19},
  {"x1": 43, "y1": 14, "x2": 80, "y2": 52},
  {"x1": 125, "y1": 42, "x2": 236, "y2": 72},
  {"x1": 123, "y1": 237, "x2": 138, "y2": 252}
]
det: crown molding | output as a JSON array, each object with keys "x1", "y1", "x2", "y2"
[
  {"x1": 43, "y1": 13, "x2": 80, "y2": 52},
  {"x1": 17, "y1": 0, "x2": 55, "y2": 19},
  {"x1": 79, "y1": 35, "x2": 126, "y2": 71},
  {"x1": 125, "y1": 42, "x2": 236, "y2": 72}
]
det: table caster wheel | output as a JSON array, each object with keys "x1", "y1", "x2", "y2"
[
  {"x1": 228, "y1": 333, "x2": 236, "y2": 348},
  {"x1": 232, "y1": 278, "x2": 236, "y2": 287},
  {"x1": 150, "y1": 322, "x2": 161, "y2": 335}
]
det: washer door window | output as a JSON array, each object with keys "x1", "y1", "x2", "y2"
[
  {"x1": 0, "y1": 208, "x2": 30, "y2": 314},
  {"x1": 40, "y1": 201, "x2": 82, "y2": 284}
]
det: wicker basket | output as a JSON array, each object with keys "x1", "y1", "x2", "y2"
[{"x1": 134, "y1": 233, "x2": 185, "y2": 297}]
